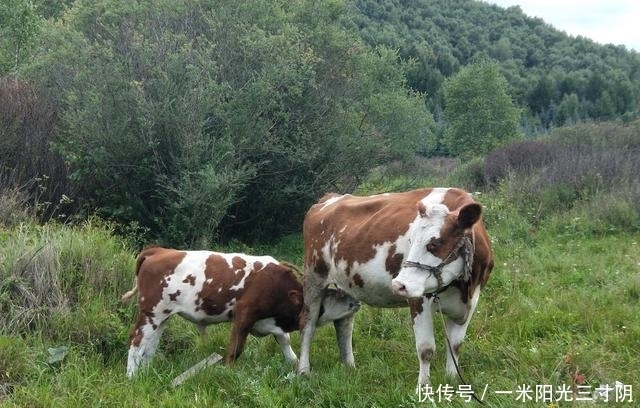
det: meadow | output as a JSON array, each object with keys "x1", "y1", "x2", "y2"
[{"x1": 1, "y1": 123, "x2": 639, "y2": 407}]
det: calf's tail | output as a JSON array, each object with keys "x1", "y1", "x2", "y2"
[{"x1": 120, "y1": 252, "x2": 149, "y2": 303}]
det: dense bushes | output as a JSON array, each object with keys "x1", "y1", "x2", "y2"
[
  {"x1": 0, "y1": 79, "x2": 73, "y2": 223},
  {"x1": 357, "y1": 121, "x2": 640, "y2": 238},
  {"x1": 480, "y1": 122, "x2": 640, "y2": 232},
  {"x1": 18, "y1": 0, "x2": 433, "y2": 247}
]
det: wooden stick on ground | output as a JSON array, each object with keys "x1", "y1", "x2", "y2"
[{"x1": 170, "y1": 353, "x2": 224, "y2": 388}]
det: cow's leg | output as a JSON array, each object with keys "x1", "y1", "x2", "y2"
[
  {"x1": 409, "y1": 296, "x2": 436, "y2": 386},
  {"x1": 126, "y1": 315, "x2": 166, "y2": 378},
  {"x1": 334, "y1": 314, "x2": 356, "y2": 367},
  {"x1": 297, "y1": 269, "x2": 326, "y2": 375},
  {"x1": 226, "y1": 312, "x2": 255, "y2": 364},
  {"x1": 444, "y1": 289, "x2": 481, "y2": 378},
  {"x1": 273, "y1": 332, "x2": 298, "y2": 364}
]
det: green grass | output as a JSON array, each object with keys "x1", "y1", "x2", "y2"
[{"x1": 2, "y1": 196, "x2": 639, "y2": 407}]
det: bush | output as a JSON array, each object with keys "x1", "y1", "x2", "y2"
[
  {"x1": 484, "y1": 139, "x2": 556, "y2": 185},
  {"x1": 0, "y1": 79, "x2": 73, "y2": 222},
  {"x1": 0, "y1": 185, "x2": 31, "y2": 227},
  {"x1": 25, "y1": 0, "x2": 432, "y2": 246},
  {"x1": 445, "y1": 156, "x2": 487, "y2": 191},
  {"x1": 480, "y1": 121, "x2": 640, "y2": 231}
]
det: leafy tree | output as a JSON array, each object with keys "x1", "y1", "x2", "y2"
[
  {"x1": 442, "y1": 59, "x2": 521, "y2": 158},
  {"x1": 554, "y1": 93, "x2": 581, "y2": 126},
  {"x1": 0, "y1": 0, "x2": 40, "y2": 74},
  {"x1": 24, "y1": 0, "x2": 432, "y2": 245}
]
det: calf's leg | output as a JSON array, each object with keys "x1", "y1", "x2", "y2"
[
  {"x1": 273, "y1": 332, "x2": 298, "y2": 364},
  {"x1": 126, "y1": 314, "x2": 166, "y2": 378},
  {"x1": 250, "y1": 317, "x2": 299, "y2": 364},
  {"x1": 226, "y1": 312, "x2": 255, "y2": 364}
]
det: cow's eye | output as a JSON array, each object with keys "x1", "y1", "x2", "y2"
[{"x1": 426, "y1": 238, "x2": 441, "y2": 252}]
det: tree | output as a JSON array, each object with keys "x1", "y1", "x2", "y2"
[
  {"x1": 0, "y1": 0, "x2": 40, "y2": 74},
  {"x1": 24, "y1": 0, "x2": 432, "y2": 245},
  {"x1": 442, "y1": 59, "x2": 521, "y2": 158}
]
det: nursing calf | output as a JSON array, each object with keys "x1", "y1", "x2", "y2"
[{"x1": 123, "y1": 246, "x2": 359, "y2": 377}]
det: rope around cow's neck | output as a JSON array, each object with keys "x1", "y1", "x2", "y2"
[{"x1": 401, "y1": 232, "x2": 475, "y2": 293}]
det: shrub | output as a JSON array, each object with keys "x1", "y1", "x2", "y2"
[
  {"x1": 445, "y1": 156, "x2": 487, "y2": 191},
  {"x1": 0, "y1": 185, "x2": 31, "y2": 227},
  {"x1": 480, "y1": 121, "x2": 640, "y2": 230},
  {"x1": 26, "y1": 1, "x2": 432, "y2": 246},
  {"x1": 484, "y1": 139, "x2": 556, "y2": 185},
  {"x1": 0, "y1": 79, "x2": 73, "y2": 222}
]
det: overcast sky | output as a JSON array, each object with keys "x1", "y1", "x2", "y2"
[{"x1": 484, "y1": 1, "x2": 640, "y2": 52}]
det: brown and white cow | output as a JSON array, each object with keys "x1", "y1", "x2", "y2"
[
  {"x1": 123, "y1": 246, "x2": 360, "y2": 378},
  {"x1": 298, "y1": 187, "x2": 493, "y2": 386}
]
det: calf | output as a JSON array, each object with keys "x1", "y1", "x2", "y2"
[
  {"x1": 123, "y1": 246, "x2": 359, "y2": 377},
  {"x1": 298, "y1": 188, "x2": 493, "y2": 386}
]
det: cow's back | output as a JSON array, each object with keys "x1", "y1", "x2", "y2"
[
  {"x1": 303, "y1": 189, "x2": 432, "y2": 306},
  {"x1": 136, "y1": 248, "x2": 280, "y2": 325},
  {"x1": 304, "y1": 189, "x2": 430, "y2": 263}
]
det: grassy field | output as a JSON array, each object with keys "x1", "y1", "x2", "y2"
[
  {"x1": 2, "y1": 123, "x2": 639, "y2": 407},
  {"x1": 1, "y1": 195, "x2": 638, "y2": 407}
]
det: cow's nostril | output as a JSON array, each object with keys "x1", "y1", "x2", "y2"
[{"x1": 391, "y1": 280, "x2": 406, "y2": 295}]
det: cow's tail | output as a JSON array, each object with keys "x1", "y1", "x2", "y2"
[{"x1": 120, "y1": 250, "x2": 152, "y2": 303}]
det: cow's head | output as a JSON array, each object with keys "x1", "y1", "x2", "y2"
[{"x1": 391, "y1": 201, "x2": 481, "y2": 298}]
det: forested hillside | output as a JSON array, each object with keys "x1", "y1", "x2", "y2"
[
  {"x1": 350, "y1": 0, "x2": 640, "y2": 132},
  {"x1": 1, "y1": 0, "x2": 639, "y2": 246}
]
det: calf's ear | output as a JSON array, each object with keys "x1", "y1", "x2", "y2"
[
  {"x1": 457, "y1": 203, "x2": 482, "y2": 230},
  {"x1": 288, "y1": 290, "x2": 303, "y2": 305}
]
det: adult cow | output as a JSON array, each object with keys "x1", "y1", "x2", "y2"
[
  {"x1": 298, "y1": 187, "x2": 493, "y2": 386},
  {"x1": 123, "y1": 246, "x2": 360, "y2": 378}
]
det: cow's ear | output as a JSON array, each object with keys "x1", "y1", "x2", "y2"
[
  {"x1": 288, "y1": 290, "x2": 303, "y2": 305},
  {"x1": 457, "y1": 203, "x2": 482, "y2": 230}
]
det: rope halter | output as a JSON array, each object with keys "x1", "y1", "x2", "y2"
[{"x1": 401, "y1": 233, "x2": 474, "y2": 294}]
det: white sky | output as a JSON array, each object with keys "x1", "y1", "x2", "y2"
[{"x1": 484, "y1": 1, "x2": 640, "y2": 52}]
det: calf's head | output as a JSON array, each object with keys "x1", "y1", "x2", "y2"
[
  {"x1": 317, "y1": 288, "x2": 361, "y2": 325},
  {"x1": 298, "y1": 287, "x2": 360, "y2": 328},
  {"x1": 391, "y1": 202, "x2": 481, "y2": 298}
]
